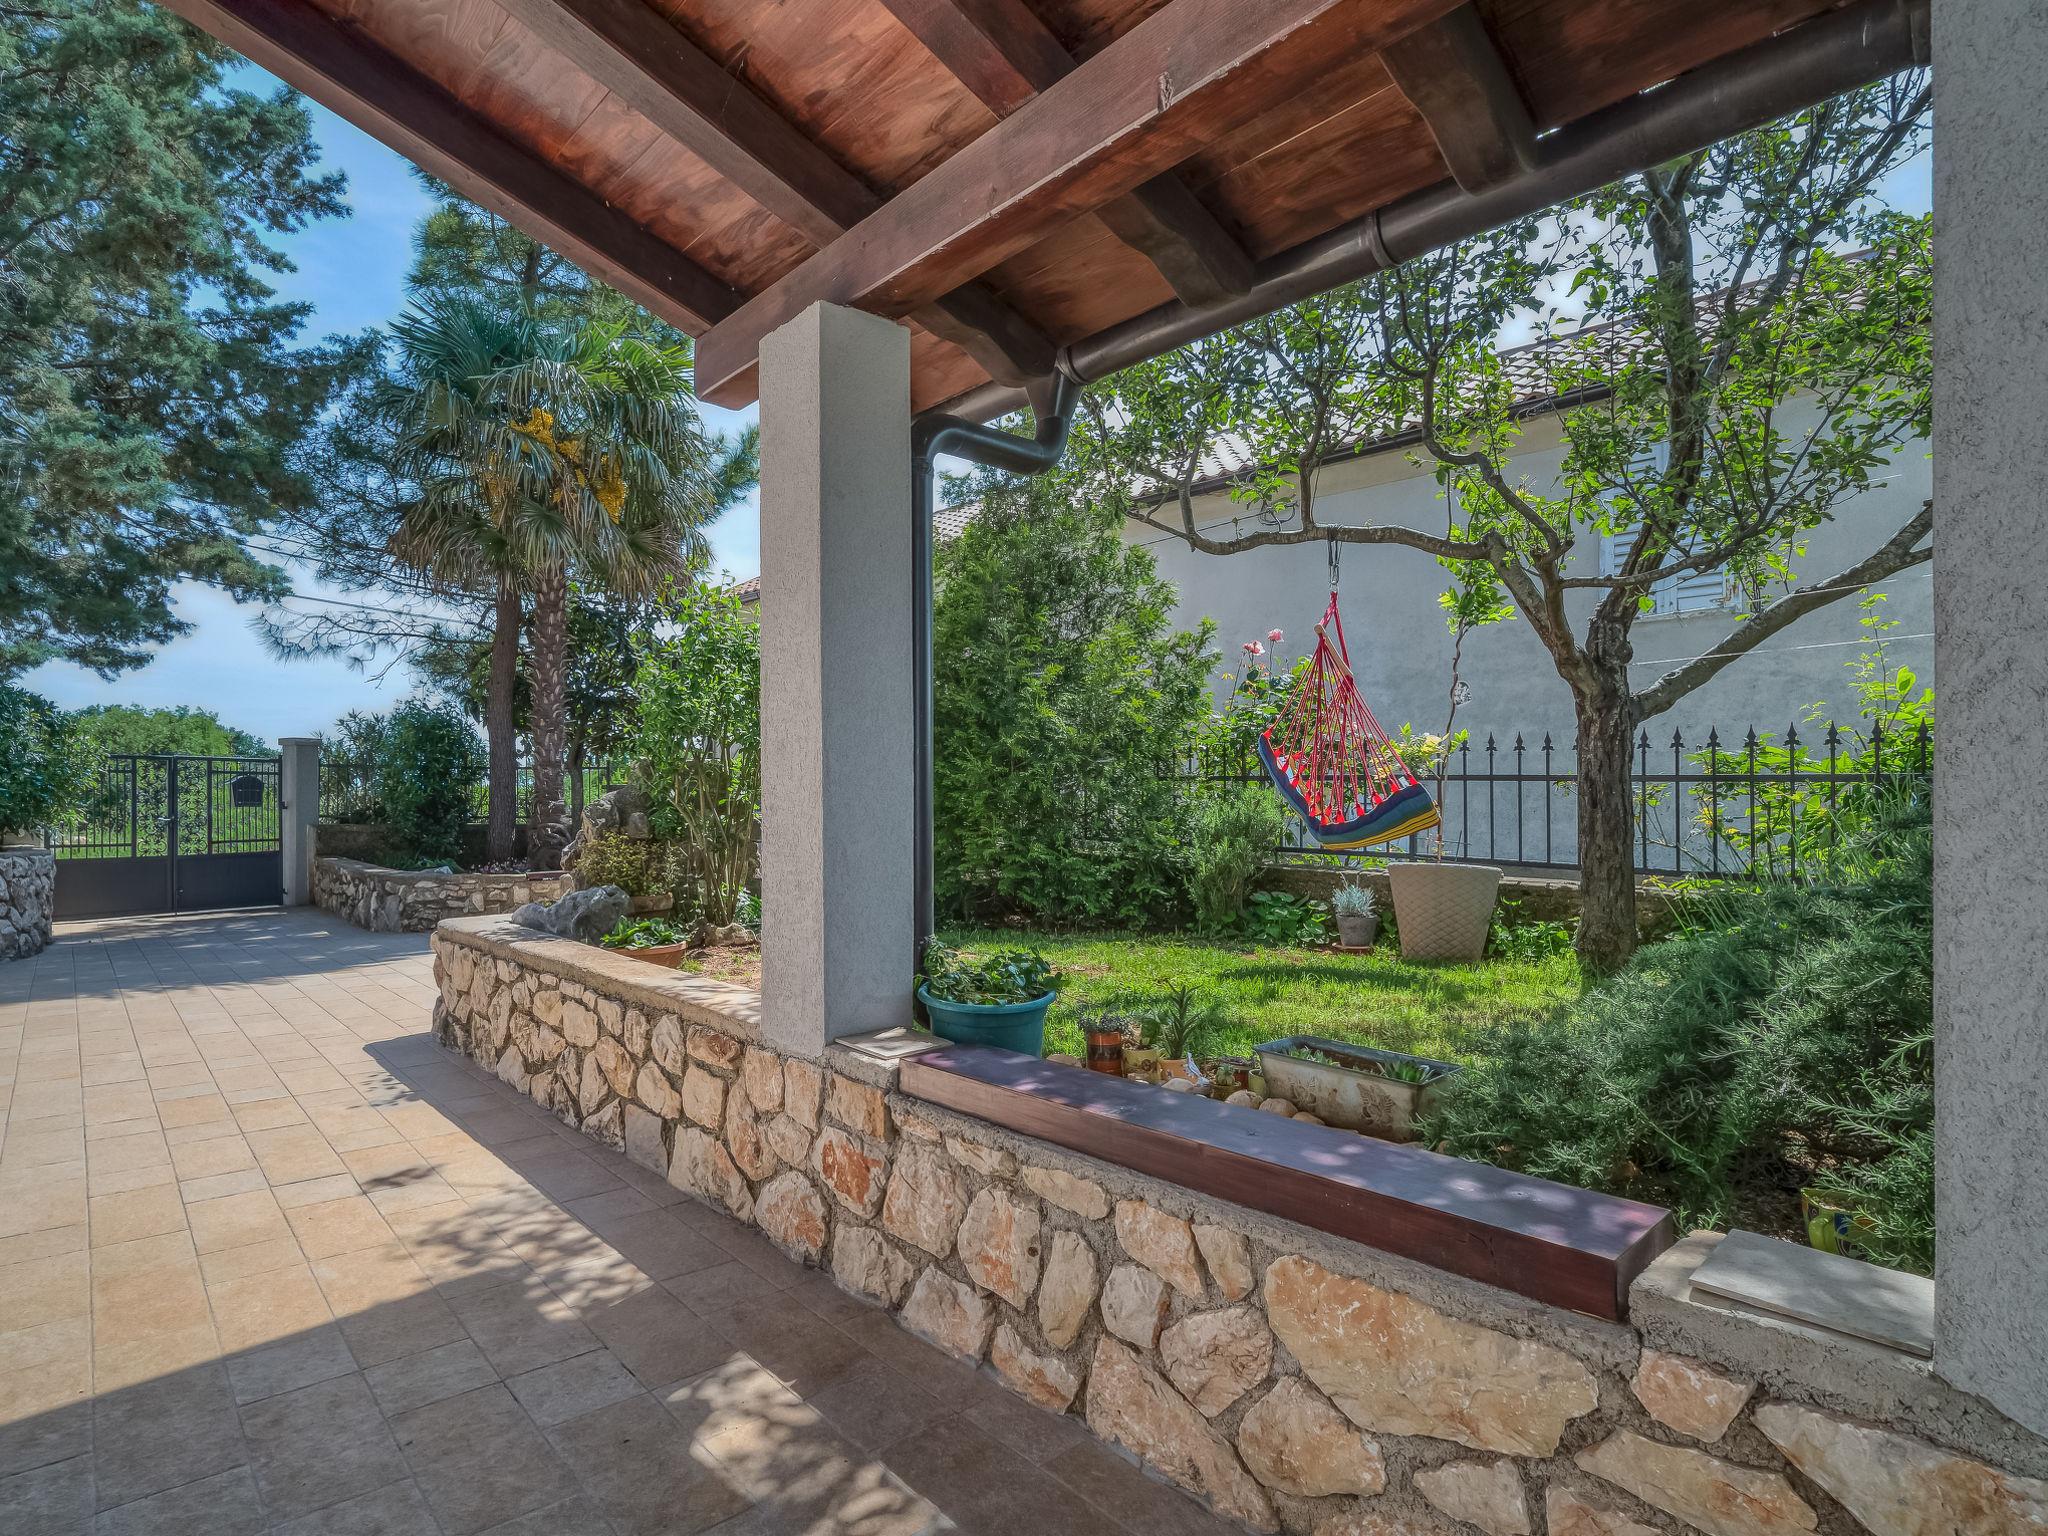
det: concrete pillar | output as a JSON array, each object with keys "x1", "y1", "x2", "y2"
[
  {"x1": 756, "y1": 303, "x2": 914, "y2": 1055},
  {"x1": 1931, "y1": 0, "x2": 2048, "y2": 1440},
  {"x1": 279, "y1": 737, "x2": 319, "y2": 908}
]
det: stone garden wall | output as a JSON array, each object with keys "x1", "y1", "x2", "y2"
[
  {"x1": 0, "y1": 846, "x2": 55, "y2": 960},
  {"x1": 431, "y1": 914, "x2": 2048, "y2": 1536},
  {"x1": 315, "y1": 857, "x2": 569, "y2": 933}
]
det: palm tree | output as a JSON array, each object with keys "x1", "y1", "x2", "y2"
[{"x1": 373, "y1": 297, "x2": 715, "y2": 867}]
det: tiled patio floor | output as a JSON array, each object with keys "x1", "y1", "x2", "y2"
[{"x1": 0, "y1": 908, "x2": 1238, "y2": 1535}]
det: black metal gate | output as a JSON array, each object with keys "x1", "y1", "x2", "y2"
[{"x1": 51, "y1": 755, "x2": 283, "y2": 919}]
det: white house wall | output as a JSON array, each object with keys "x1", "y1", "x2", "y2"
[{"x1": 1128, "y1": 403, "x2": 1935, "y2": 755}]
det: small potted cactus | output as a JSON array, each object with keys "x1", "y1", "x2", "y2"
[{"x1": 1331, "y1": 881, "x2": 1378, "y2": 949}]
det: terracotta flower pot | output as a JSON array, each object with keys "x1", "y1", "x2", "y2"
[{"x1": 1387, "y1": 862, "x2": 1501, "y2": 963}]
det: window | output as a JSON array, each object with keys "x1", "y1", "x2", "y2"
[{"x1": 1596, "y1": 443, "x2": 1737, "y2": 617}]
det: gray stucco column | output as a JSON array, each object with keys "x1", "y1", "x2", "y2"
[
  {"x1": 756, "y1": 302, "x2": 914, "y2": 1055},
  {"x1": 279, "y1": 737, "x2": 319, "y2": 908},
  {"x1": 1931, "y1": 0, "x2": 2048, "y2": 1440}
]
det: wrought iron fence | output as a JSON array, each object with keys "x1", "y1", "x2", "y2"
[
  {"x1": 48, "y1": 755, "x2": 282, "y2": 861},
  {"x1": 318, "y1": 757, "x2": 631, "y2": 827},
  {"x1": 1172, "y1": 718, "x2": 1932, "y2": 880}
]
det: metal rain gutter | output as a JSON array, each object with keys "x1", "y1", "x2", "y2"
[{"x1": 929, "y1": 0, "x2": 1930, "y2": 425}]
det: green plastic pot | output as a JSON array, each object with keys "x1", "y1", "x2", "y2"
[{"x1": 916, "y1": 984, "x2": 1057, "y2": 1057}]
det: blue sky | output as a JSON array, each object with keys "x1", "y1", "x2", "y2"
[{"x1": 24, "y1": 75, "x2": 762, "y2": 747}]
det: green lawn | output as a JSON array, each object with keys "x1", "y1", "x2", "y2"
[{"x1": 938, "y1": 928, "x2": 1582, "y2": 1066}]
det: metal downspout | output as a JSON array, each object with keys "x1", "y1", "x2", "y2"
[{"x1": 910, "y1": 372, "x2": 1084, "y2": 972}]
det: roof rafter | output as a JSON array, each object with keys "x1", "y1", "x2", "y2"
[
  {"x1": 1379, "y1": 2, "x2": 1538, "y2": 193},
  {"x1": 489, "y1": 0, "x2": 1053, "y2": 390},
  {"x1": 876, "y1": 0, "x2": 1255, "y2": 305},
  {"x1": 695, "y1": 0, "x2": 1462, "y2": 406},
  {"x1": 158, "y1": 0, "x2": 741, "y2": 334}
]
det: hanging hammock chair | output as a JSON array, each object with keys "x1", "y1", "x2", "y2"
[{"x1": 1256, "y1": 593, "x2": 1441, "y2": 850}]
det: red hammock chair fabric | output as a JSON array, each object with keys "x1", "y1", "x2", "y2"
[{"x1": 1256, "y1": 594, "x2": 1441, "y2": 850}]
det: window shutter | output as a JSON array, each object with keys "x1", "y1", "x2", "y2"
[{"x1": 1599, "y1": 442, "x2": 1733, "y2": 614}]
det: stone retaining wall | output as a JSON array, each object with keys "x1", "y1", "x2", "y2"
[
  {"x1": 431, "y1": 916, "x2": 2048, "y2": 1536},
  {"x1": 1262, "y1": 865, "x2": 1700, "y2": 938},
  {"x1": 0, "y1": 846, "x2": 55, "y2": 960},
  {"x1": 316, "y1": 857, "x2": 569, "y2": 933}
]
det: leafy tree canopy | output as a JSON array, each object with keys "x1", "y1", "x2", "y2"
[
  {"x1": 0, "y1": 0, "x2": 375, "y2": 678},
  {"x1": 68, "y1": 704, "x2": 268, "y2": 758}
]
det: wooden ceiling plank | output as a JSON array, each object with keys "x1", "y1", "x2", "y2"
[
  {"x1": 695, "y1": 0, "x2": 1458, "y2": 405},
  {"x1": 880, "y1": 0, "x2": 1255, "y2": 305},
  {"x1": 159, "y1": 0, "x2": 740, "y2": 332},
  {"x1": 489, "y1": 0, "x2": 1056, "y2": 391},
  {"x1": 1379, "y1": 2, "x2": 1536, "y2": 193}
]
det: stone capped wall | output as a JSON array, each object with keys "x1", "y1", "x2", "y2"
[
  {"x1": 432, "y1": 916, "x2": 2048, "y2": 1536},
  {"x1": 0, "y1": 846, "x2": 55, "y2": 960},
  {"x1": 316, "y1": 856, "x2": 568, "y2": 933}
]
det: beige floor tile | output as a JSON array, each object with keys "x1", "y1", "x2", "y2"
[
  {"x1": 180, "y1": 1167, "x2": 272, "y2": 1203},
  {"x1": 271, "y1": 1171, "x2": 362, "y2": 1209},
  {"x1": 87, "y1": 1162, "x2": 179, "y2": 1198},
  {"x1": 247, "y1": 1125, "x2": 347, "y2": 1184},
  {"x1": 91, "y1": 1228, "x2": 196, "y2": 1278},
  {"x1": 91, "y1": 1258, "x2": 212, "y2": 1343},
  {"x1": 157, "y1": 1093, "x2": 231, "y2": 1129},
  {"x1": 0, "y1": 1314, "x2": 89, "y2": 1376},
  {"x1": 170, "y1": 1133, "x2": 256, "y2": 1180},
  {"x1": 84, "y1": 1129, "x2": 169, "y2": 1175},
  {"x1": 208, "y1": 1264, "x2": 334, "y2": 1354},
  {"x1": 199, "y1": 1235, "x2": 307, "y2": 1287},
  {"x1": 285, "y1": 1195, "x2": 396, "y2": 1260},
  {"x1": 87, "y1": 1182, "x2": 188, "y2": 1245},
  {"x1": 187, "y1": 1187, "x2": 292, "y2": 1253},
  {"x1": 0, "y1": 1351, "x2": 91, "y2": 1419},
  {"x1": 0, "y1": 1222, "x2": 86, "y2": 1269},
  {"x1": 231, "y1": 1098, "x2": 310, "y2": 1133},
  {"x1": 312, "y1": 1241, "x2": 433, "y2": 1314},
  {"x1": 92, "y1": 1318, "x2": 222, "y2": 1391}
]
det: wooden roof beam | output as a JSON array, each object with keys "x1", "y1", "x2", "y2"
[
  {"x1": 160, "y1": 0, "x2": 740, "y2": 334},
  {"x1": 877, "y1": 0, "x2": 1254, "y2": 306},
  {"x1": 1379, "y1": 3, "x2": 1538, "y2": 194},
  {"x1": 488, "y1": 0, "x2": 1053, "y2": 391},
  {"x1": 695, "y1": 0, "x2": 1460, "y2": 407}
]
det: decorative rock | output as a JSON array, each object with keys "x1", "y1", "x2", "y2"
[
  {"x1": 623, "y1": 1105, "x2": 667, "y2": 1173},
  {"x1": 1263, "y1": 1254, "x2": 1597, "y2": 1456},
  {"x1": 812, "y1": 1126, "x2": 888, "y2": 1217},
  {"x1": 725, "y1": 1088, "x2": 778, "y2": 1182},
  {"x1": 1632, "y1": 1350, "x2": 1756, "y2": 1443},
  {"x1": 1544, "y1": 1487, "x2": 1662, "y2": 1536},
  {"x1": 832, "y1": 1224, "x2": 914, "y2": 1307},
  {"x1": 1224, "y1": 1089, "x2": 1258, "y2": 1107},
  {"x1": 687, "y1": 1025, "x2": 743, "y2": 1071},
  {"x1": 1192, "y1": 1224, "x2": 1254, "y2": 1302},
  {"x1": 1162, "y1": 1078, "x2": 1197, "y2": 1093},
  {"x1": 783, "y1": 1059, "x2": 823, "y2": 1129},
  {"x1": 634, "y1": 1061, "x2": 681, "y2": 1119},
  {"x1": 1414, "y1": 1460, "x2": 1532, "y2": 1536},
  {"x1": 1235, "y1": 1378, "x2": 1386, "y2": 1497},
  {"x1": 881, "y1": 1141, "x2": 971, "y2": 1257},
  {"x1": 1294, "y1": 1113, "x2": 1325, "y2": 1127},
  {"x1": 1754, "y1": 1399, "x2": 2048, "y2": 1536},
  {"x1": 594, "y1": 1036, "x2": 636, "y2": 1097},
  {"x1": 1038, "y1": 1230, "x2": 1099, "y2": 1350},
  {"x1": 583, "y1": 1100, "x2": 625, "y2": 1152},
  {"x1": 955, "y1": 1186, "x2": 1043, "y2": 1308},
  {"x1": 1256, "y1": 1097, "x2": 1295, "y2": 1116},
  {"x1": 826, "y1": 1074, "x2": 890, "y2": 1139},
  {"x1": 671, "y1": 1127, "x2": 752, "y2": 1222},
  {"x1": 765, "y1": 1114, "x2": 813, "y2": 1169},
  {"x1": 755, "y1": 1171, "x2": 828, "y2": 1262},
  {"x1": 681, "y1": 1066, "x2": 725, "y2": 1129},
  {"x1": 508, "y1": 883, "x2": 628, "y2": 941},
  {"x1": 562, "y1": 1002, "x2": 599, "y2": 1049},
  {"x1": 900, "y1": 1268, "x2": 991, "y2": 1362},
  {"x1": 1115, "y1": 1201, "x2": 1205, "y2": 1297},
  {"x1": 651, "y1": 1015, "x2": 685, "y2": 1075},
  {"x1": 1085, "y1": 1338, "x2": 1278, "y2": 1533},
  {"x1": 991, "y1": 1323, "x2": 1082, "y2": 1413},
  {"x1": 741, "y1": 1047, "x2": 784, "y2": 1113},
  {"x1": 1160, "y1": 1306, "x2": 1273, "y2": 1416},
  {"x1": 1576, "y1": 1431, "x2": 1816, "y2": 1536},
  {"x1": 946, "y1": 1136, "x2": 1017, "y2": 1179},
  {"x1": 1101, "y1": 1263, "x2": 1171, "y2": 1349},
  {"x1": 1021, "y1": 1165, "x2": 1111, "y2": 1221}
]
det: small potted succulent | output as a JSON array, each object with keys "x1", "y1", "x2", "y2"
[
  {"x1": 1253, "y1": 1035, "x2": 1459, "y2": 1141},
  {"x1": 916, "y1": 939, "x2": 1060, "y2": 1056},
  {"x1": 1330, "y1": 881, "x2": 1378, "y2": 949}
]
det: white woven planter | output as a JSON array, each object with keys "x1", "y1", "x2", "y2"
[{"x1": 1387, "y1": 862, "x2": 1501, "y2": 963}]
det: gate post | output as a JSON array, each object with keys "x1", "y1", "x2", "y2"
[{"x1": 280, "y1": 738, "x2": 319, "y2": 907}]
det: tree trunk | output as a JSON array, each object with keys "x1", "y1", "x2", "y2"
[
  {"x1": 484, "y1": 576, "x2": 521, "y2": 866},
  {"x1": 1573, "y1": 680, "x2": 1641, "y2": 973},
  {"x1": 527, "y1": 562, "x2": 570, "y2": 871},
  {"x1": 568, "y1": 736, "x2": 586, "y2": 828}
]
